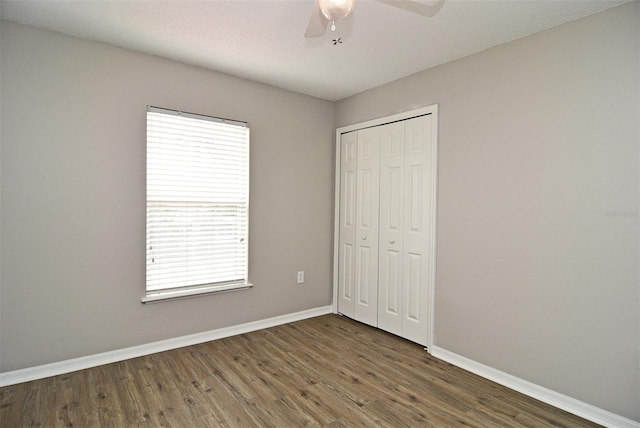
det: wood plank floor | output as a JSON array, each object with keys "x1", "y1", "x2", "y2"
[{"x1": 1, "y1": 314, "x2": 600, "y2": 427}]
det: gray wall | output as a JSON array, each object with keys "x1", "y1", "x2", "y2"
[
  {"x1": 336, "y1": 2, "x2": 639, "y2": 421},
  {"x1": 0, "y1": 21, "x2": 334, "y2": 371}
]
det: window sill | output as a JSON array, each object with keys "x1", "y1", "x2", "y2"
[{"x1": 142, "y1": 282, "x2": 253, "y2": 304}]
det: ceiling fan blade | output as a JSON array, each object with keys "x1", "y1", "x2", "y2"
[
  {"x1": 377, "y1": 0, "x2": 445, "y2": 18},
  {"x1": 305, "y1": 0, "x2": 329, "y2": 38}
]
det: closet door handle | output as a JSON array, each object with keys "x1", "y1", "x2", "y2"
[
  {"x1": 390, "y1": 239, "x2": 396, "y2": 244},
  {"x1": 362, "y1": 236, "x2": 367, "y2": 241}
]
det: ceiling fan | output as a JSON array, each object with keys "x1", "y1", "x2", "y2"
[{"x1": 304, "y1": 0, "x2": 445, "y2": 38}]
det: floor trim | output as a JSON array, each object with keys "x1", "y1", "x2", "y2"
[
  {"x1": 0, "y1": 305, "x2": 333, "y2": 387},
  {"x1": 431, "y1": 346, "x2": 639, "y2": 428}
]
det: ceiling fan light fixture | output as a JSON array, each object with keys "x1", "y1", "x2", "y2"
[{"x1": 318, "y1": 0, "x2": 355, "y2": 22}]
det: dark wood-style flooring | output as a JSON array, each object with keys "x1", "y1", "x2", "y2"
[{"x1": 0, "y1": 314, "x2": 600, "y2": 427}]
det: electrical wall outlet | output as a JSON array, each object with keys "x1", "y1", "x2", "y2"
[{"x1": 297, "y1": 271, "x2": 304, "y2": 284}]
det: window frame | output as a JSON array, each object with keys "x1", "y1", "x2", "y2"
[{"x1": 142, "y1": 106, "x2": 252, "y2": 303}]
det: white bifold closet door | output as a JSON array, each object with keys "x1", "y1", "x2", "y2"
[
  {"x1": 337, "y1": 113, "x2": 435, "y2": 346},
  {"x1": 378, "y1": 115, "x2": 434, "y2": 346},
  {"x1": 337, "y1": 128, "x2": 380, "y2": 327}
]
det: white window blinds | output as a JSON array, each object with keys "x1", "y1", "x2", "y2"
[{"x1": 146, "y1": 106, "x2": 250, "y2": 295}]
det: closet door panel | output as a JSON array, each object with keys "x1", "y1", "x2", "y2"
[
  {"x1": 337, "y1": 131, "x2": 358, "y2": 318},
  {"x1": 401, "y1": 115, "x2": 434, "y2": 346},
  {"x1": 340, "y1": 244, "x2": 355, "y2": 299},
  {"x1": 406, "y1": 252, "x2": 422, "y2": 321},
  {"x1": 382, "y1": 249, "x2": 401, "y2": 311},
  {"x1": 378, "y1": 122, "x2": 405, "y2": 335},
  {"x1": 354, "y1": 127, "x2": 380, "y2": 327}
]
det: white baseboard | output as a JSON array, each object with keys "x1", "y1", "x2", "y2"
[
  {"x1": 0, "y1": 305, "x2": 333, "y2": 387},
  {"x1": 431, "y1": 346, "x2": 639, "y2": 428}
]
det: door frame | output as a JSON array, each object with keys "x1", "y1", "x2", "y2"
[{"x1": 332, "y1": 104, "x2": 439, "y2": 352}]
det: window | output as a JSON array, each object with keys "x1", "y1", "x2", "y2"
[{"x1": 143, "y1": 106, "x2": 251, "y2": 303}]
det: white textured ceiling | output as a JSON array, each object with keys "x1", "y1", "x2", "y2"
[{"x1": 0, "y1": 0, "x2": 633, "y2": 101}]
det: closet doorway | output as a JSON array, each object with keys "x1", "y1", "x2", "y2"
[{"x1": 332, "y1": 105, "x2": 438, "y2": 349}]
